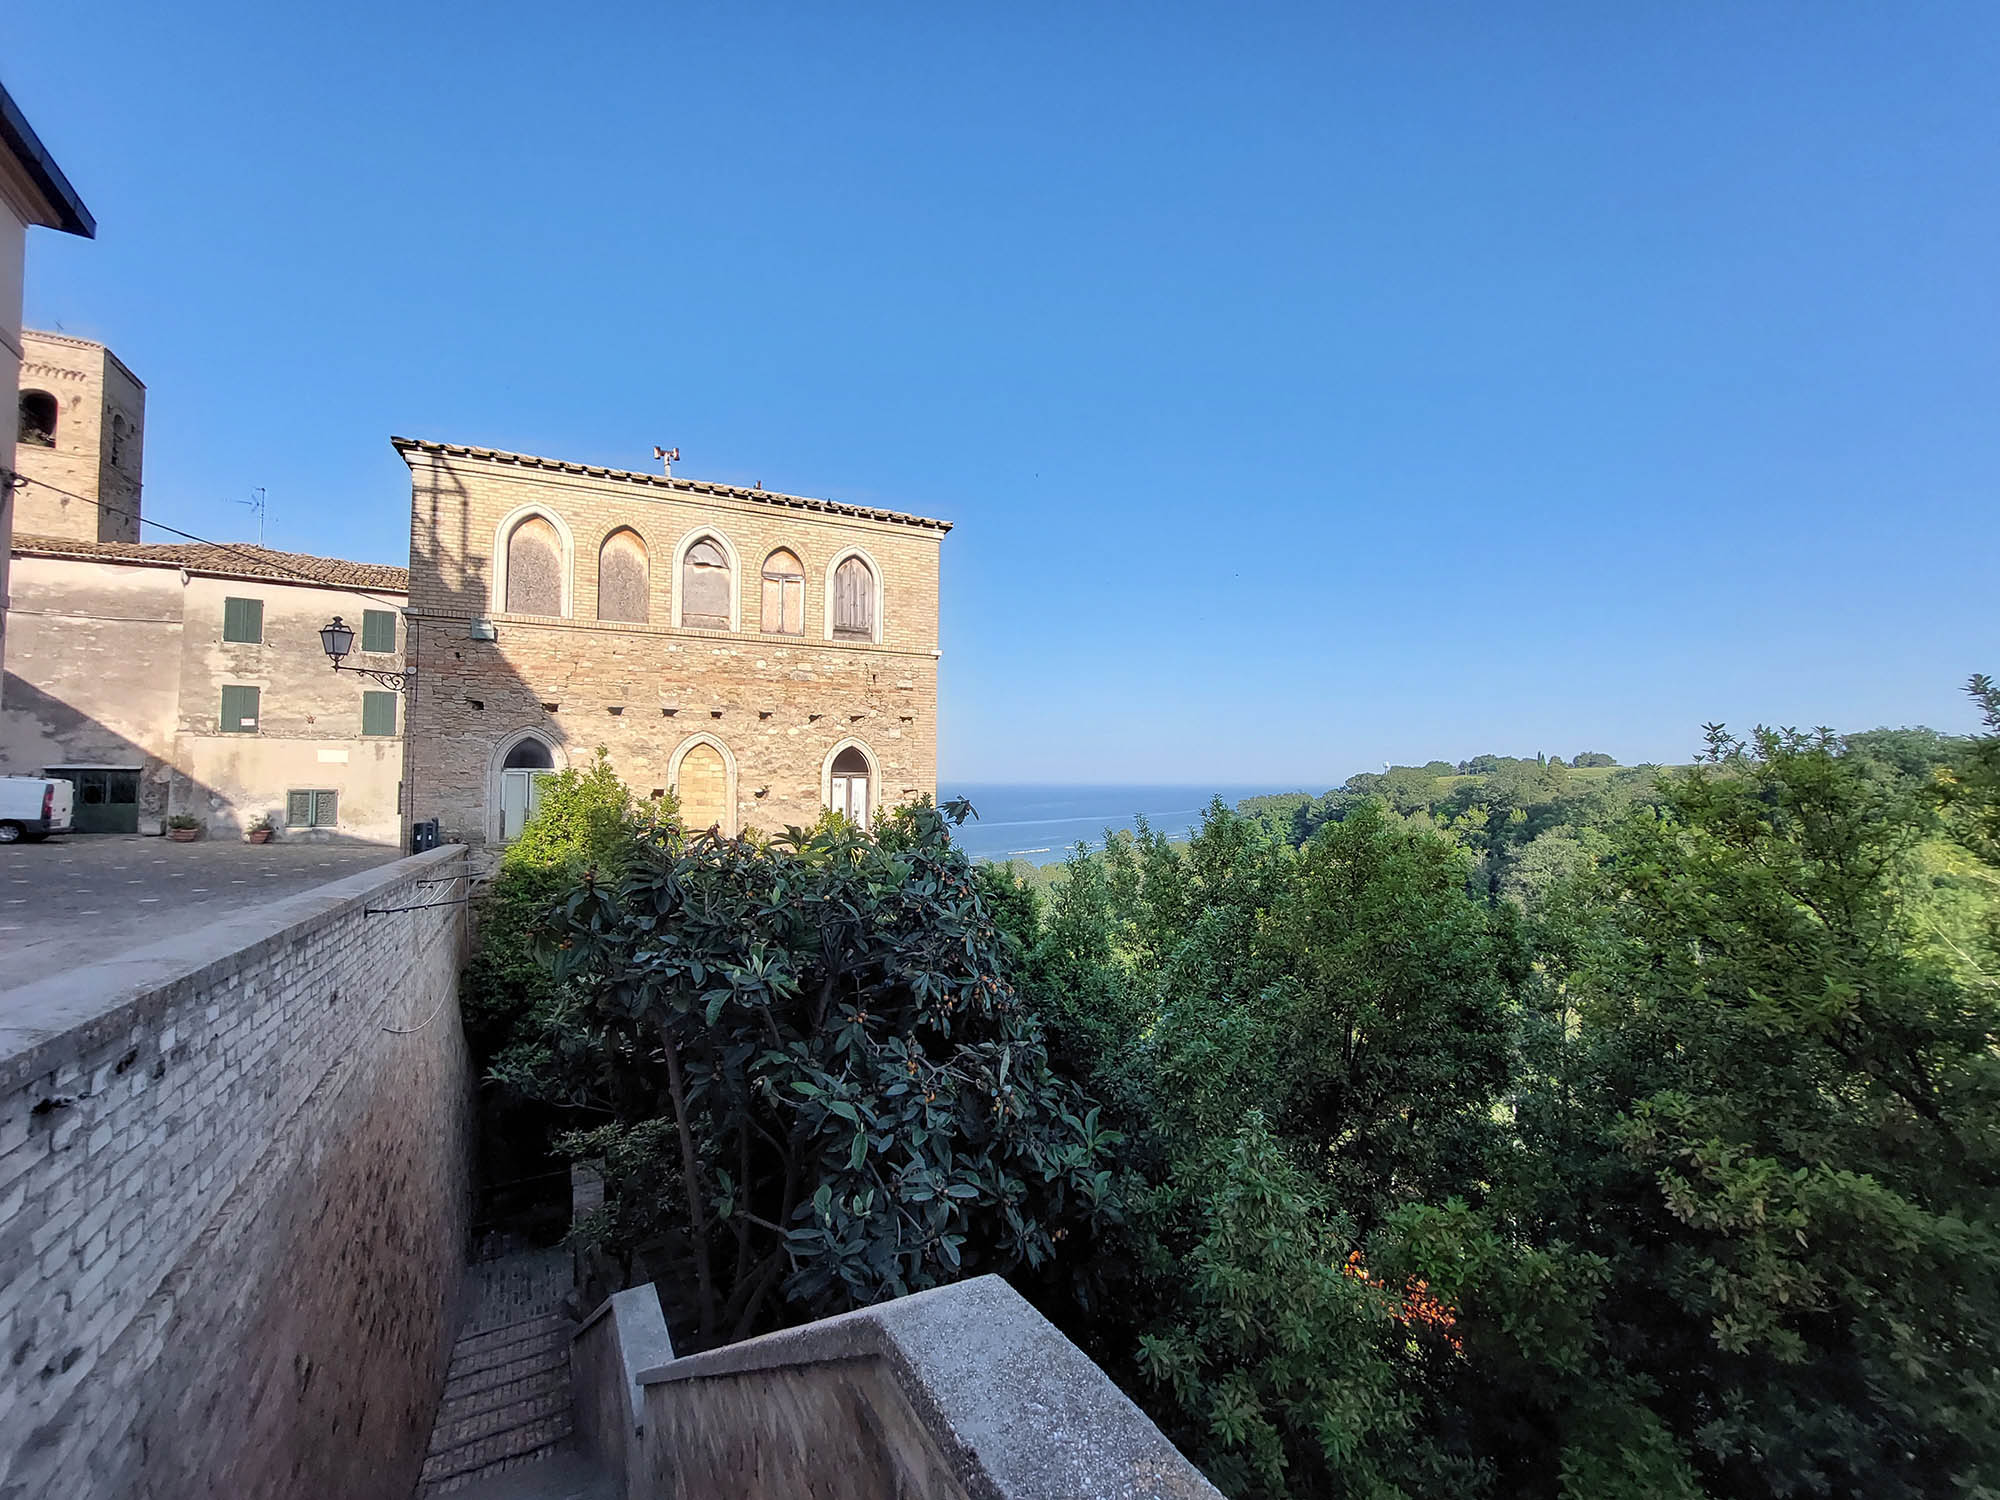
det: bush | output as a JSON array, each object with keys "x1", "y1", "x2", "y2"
[{"x1": 515, "y1": 798, "x2": 1124, "y2": 1348}]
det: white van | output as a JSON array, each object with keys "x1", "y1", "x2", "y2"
[{"x1": 0, "y1": 776, "x2": 75, "y2": 843}]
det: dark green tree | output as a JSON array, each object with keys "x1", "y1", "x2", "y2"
[{"x1": 523, "y1": 799, "x2": 1124, "y2": 1348}]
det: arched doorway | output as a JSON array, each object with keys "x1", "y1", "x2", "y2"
[
  {"x1": 498, "y1": 736, "x2": 555, "y2": 841},
  {"x1": 670, "y1": 735, "x2": 734, "y2": 834},
  {"x1": 828, "y1": 745, "x2": 872, "y2": 825}
]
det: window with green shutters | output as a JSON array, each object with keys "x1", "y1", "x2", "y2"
[
  {"x1": 360, "y1": 609, "x2": 397, "y2": 654},
  {"x1": 362, "y1": 690, "x2": 398, "y2": 737},
  {"x1": 220, "y1": 685, "x2": 260, "y2": 733},
  {"x1": 286, "y1": 789, "x2": 338, "y2": 827},
  {"x1": 222, "y1": 597, "x2": 264, "y2": 644}
]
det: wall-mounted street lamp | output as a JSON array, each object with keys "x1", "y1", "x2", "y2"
[{"x1": 319, "y1": 615, "x2": 416, "y2": 692}]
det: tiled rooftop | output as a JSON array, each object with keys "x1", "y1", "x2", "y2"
[
  {"x1": 391, "y1": 437, "x2": 953, "y2": 533},
  {"x1": 10, "y1": 533, "x2": 409, "y2": 593}
]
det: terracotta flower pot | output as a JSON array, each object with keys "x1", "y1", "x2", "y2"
[
  {"x1": 246, "y1": 829, "x2": 273, "y2": 844},
  {"x1": 168, "y1": 828, "x2": 198, "y2": 842}
]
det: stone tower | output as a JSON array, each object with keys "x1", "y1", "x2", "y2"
[{"x1": 13, "y1": 329, "x2": 143, "y2": 542}]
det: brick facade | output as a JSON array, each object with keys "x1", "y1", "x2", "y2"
[
  {"x1": 396, "y1": 439, "x2": 949, "y2": 848},
  {"x1": 12, "y1": 330, "x2": 144, "y2": 544},
  {"x1": 0, "y1": 847, "x2": 473, "y2": 1500}
]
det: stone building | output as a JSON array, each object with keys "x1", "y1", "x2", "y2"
[
  {"x1": 397, "y1": 438, "x2": 949, "y2": 850},
  {"x1": 11, "y1": 328, "x2": 145, "y2": 541},
  {"x1": 0, "y1": 534, "x2": 410, "y2": 839},
  {"x1": 1, "y1": 82, "x2": 95, "y2": 682}
]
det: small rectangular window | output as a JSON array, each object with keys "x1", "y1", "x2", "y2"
[
  {"x1": 285, "y1": 789, "x2": 338, "y2": 828},
  {"x1": 222, "y1": 597, "x2": 264, "y2": 644},
  {"x1": 221, "y1": 685, "x2": 260, "y2": 733},
  {"x1": 361, "y1": 609, "x2": 397, "y2": 654},
  {"x1": 362, "y1": 690, "x2": 398, "y2": 737}
]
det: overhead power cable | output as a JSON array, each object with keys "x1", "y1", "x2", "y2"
[{"x1": 8, "y1": 473, "x2": 410, "y2": 609}]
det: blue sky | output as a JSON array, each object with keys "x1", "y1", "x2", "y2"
[{"x1": 12, "y1": 3, "x2": 1997, "y2": 784}]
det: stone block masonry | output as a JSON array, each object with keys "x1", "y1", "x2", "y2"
[
  {"x1": 0, "y1": 845, "x2": 474, "y2": 1499},
  {"x1": 398, "y1": 439, "x2": 949, "y2": 849}
]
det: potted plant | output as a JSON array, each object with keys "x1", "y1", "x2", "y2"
[
  {"x1": 245, "y1": 814, "x2": 274, "y2": 845},
  {"x1": 165, "y1": 814, "x2": 202, "y2": 843}
]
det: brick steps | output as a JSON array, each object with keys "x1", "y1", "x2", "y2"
[{"x1": 415, "y1": 1250, "x2": 591, "y2": 1499}]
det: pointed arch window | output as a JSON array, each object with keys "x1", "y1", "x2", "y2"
[
  {"x1": 832, "y1": 555, "x2": 876, "y2": 641},
  {"x1": 828, "y1": 745, "x2": 872, "y2": 824},
  {"x1": 598, "y1": 528, "x2": 650, "y2": 623},
  {"x1": 761, "y1": 548, "x2": 804, "y2": 635},
  {"x1": 681, "y1": 536, "x2": 732, "y2": 630},
  {"x1": 498, "y1": 736, "x2": 556, "y2": 841},
  {"x1": 506, "y1": 515, "x2": 564, "y2": 616}
]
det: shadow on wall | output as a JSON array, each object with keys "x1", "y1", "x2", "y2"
[
  {"x1": 0, "y1": 671, "x2": 221, "y2": 834},
  {"x1": 407, "y1": 461, "x2": 579, "y2": 853}
]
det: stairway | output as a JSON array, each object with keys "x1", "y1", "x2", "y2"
[{"x1": 415, "y1": 1249, "x2": 609, "y2": 1499}]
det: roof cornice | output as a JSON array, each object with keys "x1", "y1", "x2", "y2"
[
  {"x1": 391, "y1": 436, "x2": 953, "y2": 535},
  {"x1": 0, "y1": 81, "x2": 93, "y2": 237},
  {"x1": 10, "y1": 534, "x2": 407, "y2": 594}
]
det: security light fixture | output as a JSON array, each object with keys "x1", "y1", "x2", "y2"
[{"x1": 319, "y1": 615, "x2": 414, "y2": 692}]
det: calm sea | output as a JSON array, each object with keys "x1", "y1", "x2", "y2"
[{"x1": 938, "y1": 783, "x2": 1304, "y2": 865}]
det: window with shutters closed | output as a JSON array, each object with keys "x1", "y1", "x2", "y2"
[
  {"x1": 222, "y1": 597, "x2": 264, "y2": 644},
  {"x1": 506, "y1": 515, "x2": 565, "y2": 616},
  {"x1": 760, "y1": 549, "x2": 804, "y2": 635},
  {"x1": 598, "y1": 529, "x2": 650, "y2": 623},
  {"x1": 362, "y1": 691, "x2": 398, "y2": 736},
  {"x1": 220, "y1": 685, "x2": 260, "y2": 733},
  {"x1": 680, "y1": 536, "x2": 732, "y2": 629},
  {"x1": 360, "y1": 609, "x2": 397, "y2": 653},
  {"x1": 286, "y1": 789, "x2": 338, "y2": 828},
  {"x1": 832, "y1": 556, "x2": 876, "y2": 641}
]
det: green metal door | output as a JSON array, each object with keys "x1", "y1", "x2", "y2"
[{"x1": 49, "y1": 769, "x2": 140, "y2": 833}]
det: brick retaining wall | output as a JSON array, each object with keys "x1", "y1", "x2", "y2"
[{"x1": 0, "y1": 844, "x2": 474, "y2": 1499}]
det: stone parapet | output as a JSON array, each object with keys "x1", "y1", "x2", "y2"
[
  {"x1": 573, "y1": 1274, "x2": 1221, "y2": 1500},
  {"x1": 0, "y1": 845, "x2": 474, "y2": 1499}
]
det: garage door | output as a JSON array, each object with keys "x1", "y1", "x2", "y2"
[{"x1": 48, "y1": 768, "x2": 140, "y2": 834}]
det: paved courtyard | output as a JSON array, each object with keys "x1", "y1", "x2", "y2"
[{"x1": 0, "y1": 834, "x2": 404, "y2": 994}]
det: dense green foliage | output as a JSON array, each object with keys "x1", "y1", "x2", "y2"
[
  {"x1": 461, "y1": 749, "x2": 664, "y2": 1060},
  {"x1": 464, "y1": 683, "x2": 2000, "y2": 1497},
  {"x1": 1239, "y1": 752, "x2": 1676, "y2": 908},
  {"x1": 495, "y1": 799, "x2": 1121, "y2": 1348},
  {"x1": 1016, "y1": 695, "x2": 2000, "y2": 1497}
]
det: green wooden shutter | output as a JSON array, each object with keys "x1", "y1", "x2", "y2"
[
  {"x1": 222, "y1": 597, "x2": 264, "y2": 643},
  {"x1": 362, "y1": 690, "x2": 398, "y2": 737},
  {"x1": 313, "y1": 790, "x2": 339, "y2": 827},
  {"x1": 286, "y1": 790, "x2": 313, "y2": 827},
  {"x1": 361, "y1": 609, "x2": 397, "y2": 653},
  {"x1": 221, "y1": 685, "x2": 260, "y2": 733}
]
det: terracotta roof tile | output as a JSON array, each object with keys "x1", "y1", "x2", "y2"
[
  {"x1": 391, "y1": 437, "x2": 953, "y2": 533},
  {"x1": 10, "y1": 534, "x2": 408, "y2": 594}
]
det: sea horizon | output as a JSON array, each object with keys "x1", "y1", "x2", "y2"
[{"x1": 936, "y1": 780, "x2": 1310, "y2": 865}]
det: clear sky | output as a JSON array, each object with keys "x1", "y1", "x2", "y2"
[{"x1": 11, "y1": 3, "x2": 1997, "y2": 784}]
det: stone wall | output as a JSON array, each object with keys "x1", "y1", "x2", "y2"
[
  {"x1": 0, "y1": 845, "x2": 473, "y2": 1499},
  {"x1": 576, "y1": 1274, "x2": 1222, "y2": 1500},
  {"x1": 0, "y1": 551, "x2": 408, "y2": 840},
  {"x1": 398, "y1": 439, "x2": 947, "y2": 848},
  {"x1": 571, "y1": 1284, "x2": 676, "y2": 1500}
]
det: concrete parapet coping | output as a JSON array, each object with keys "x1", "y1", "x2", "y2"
[
  {"x1": 572, "y1": 1285, "x2": 675, "y2": 1500},
  {"x1": 634, "y1": 1275, "x2": 1222, "y2": 1500},
  {"x1": 0, "y1": 843, "x2": 466, "y2": 1089}
]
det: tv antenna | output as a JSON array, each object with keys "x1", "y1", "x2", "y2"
[
  {"x1": 238, "y1": 487, "x2": 267, "y2": 546},
  {"x1": 653, "y1": 446, "x2": 680, "y2": 477}
]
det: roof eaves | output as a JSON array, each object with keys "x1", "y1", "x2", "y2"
[
  {"x1": 391, "y1": 436, "x2": 954, "y2": 534},
  {"x1": 10, "y1": 535, "x2": 408, "y2": 593},
  {"x1": 0, "y1": 82, "x2": 94, "y2": 238}
]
